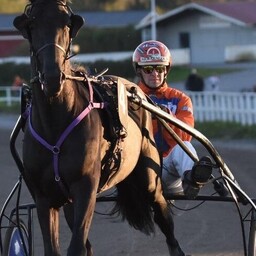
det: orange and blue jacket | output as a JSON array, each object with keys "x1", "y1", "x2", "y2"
[{"x1": 138, "y1": 81, "x2": 194, "y2": 156}]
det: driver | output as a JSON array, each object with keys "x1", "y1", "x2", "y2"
[{"x1": 132, "y1": 40, "x2": 213, "y2": 199}]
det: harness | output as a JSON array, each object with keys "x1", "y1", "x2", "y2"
[
  {"x1": 23, "y1": 78, "x2": 105, "y2": 201},
  {"x1": 22, "y1": 74, "x2": 126, "y2": 202}
]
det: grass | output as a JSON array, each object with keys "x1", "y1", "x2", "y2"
[
  {"x1": 0, "y1": 102, "x2": 20, "y2": 114},
  {"x1": 167, "y1": 66, "x2": 241, "y2": 83},
  {"x1": 196, "y1": 121, "x2": 256, "y2": 140}
]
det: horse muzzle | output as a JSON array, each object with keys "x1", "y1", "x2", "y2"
[{"x1": 40, "y1": 72, "x2": 65, "y2": 97}]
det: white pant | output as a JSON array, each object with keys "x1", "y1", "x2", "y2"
[{"x1": 161, "y1": 141, "x2": 197, "y2": 195}]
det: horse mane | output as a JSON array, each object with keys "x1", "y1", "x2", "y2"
[{"x1": 71, "y1": 63, "x2": 89, "y2": 75}]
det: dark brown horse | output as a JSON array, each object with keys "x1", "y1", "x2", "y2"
[{"x1": 13, "y1": 0, "x2": 185, "y2": 255}]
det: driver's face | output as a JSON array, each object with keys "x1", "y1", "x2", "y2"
[{"x1": 139, "y1": 65, "x2": 167, "y2": 89}]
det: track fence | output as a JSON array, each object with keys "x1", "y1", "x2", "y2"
[
  {"x1": 187, "y1": 91, "x2": 256, "y2": 125},
  {"x1": 0, "y1": 86, "x2": 21, "y2": 107},
  {"x1": 1, "y1": 87, "x2": 256, "y2": 125}
]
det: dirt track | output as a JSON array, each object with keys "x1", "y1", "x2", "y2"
[{"x1": 0, "y1": 117, "x2": 255, "y2": 256}]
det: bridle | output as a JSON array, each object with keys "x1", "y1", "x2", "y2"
[
  {"x1": 24, "y1": 1, "x2": 74, "y2": 84},
  {"x1": 33, "y1": 42, "x2": 70, "y2": 85},
  {"x1": 35, "y1": 43, "x2": 67, "y2": 58}
]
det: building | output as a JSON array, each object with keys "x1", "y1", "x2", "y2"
[
  {"x1": 136, "y1": 1, "x2": 256, "y2": 65},
  {"x1": 0, "y1": 10, "x2": 149, "y2": 58},
  {"x1": 0, "y1": 14, "x2": 24, "y2": 57}
]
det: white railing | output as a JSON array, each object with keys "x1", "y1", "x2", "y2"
[
  {"x1": 1, "y1": 87, "x2": 256, "y2": 125},
  {"x1": 0, "y1": 86, "x2": 21, "y2": 106},
  {"x1": 187, "y1": 91, "x2": 256, "y2": 126}
]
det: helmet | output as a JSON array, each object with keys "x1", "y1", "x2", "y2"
[{"x1": 132, "y1": 40, "x2": 172, "y2": 71}]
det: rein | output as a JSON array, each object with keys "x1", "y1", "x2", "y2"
[{"x1": 27, "y1": 78, "x2": 105, "y2": 200}]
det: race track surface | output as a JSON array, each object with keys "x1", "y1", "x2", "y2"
[{"x1": 0, "y1": 115, "x2": 255, "y2": 256}]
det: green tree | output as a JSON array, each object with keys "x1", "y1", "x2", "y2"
[{"x1": 73, "y1": 26, "x2": 140, "y2": 53}]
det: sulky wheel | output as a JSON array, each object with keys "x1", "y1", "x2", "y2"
[
  {"x1": 248, "y1": 209, "x2": 256, "y2": 256},
  {"x1": 2, "y1": 219, "x2": 31, "y2": 256}
]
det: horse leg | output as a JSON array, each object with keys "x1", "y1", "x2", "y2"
[
  {"x1": 63, "y1": 203, "x2": 93, "y2": 256},
  {"x1": 152, "y1": 195, "x2": 185, "y2": 256},
  {"x1": 140, "y1": 136, "x2": 185, "y2": 256},
  {"x1": 85, "y1": 240, "x2": 93, "y2": 256},
  {"x1": 142, "y1": 161, "x2": 184, "y2": 256},
  {"x1": 66, "y1": 175, "x2": 98, "y2": 256},
  {"x1": 36, "y1": 198, "x2": 61, "y2": 256}
]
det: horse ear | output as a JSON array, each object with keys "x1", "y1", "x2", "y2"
[
  {"x1": 13, "y1": 14, "x2": 30, "y2": 39},
  {"x1": 70, "y1": 14, "x2": 84, "y2": 38}
]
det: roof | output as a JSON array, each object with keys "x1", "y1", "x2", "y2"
[
  {"x1": 201, "y1": 2, "x2": 256, "y2": 24},
  {"x1": 79, "y1": 10, "x2": 149, "y2": 28},
  {"x1": 136, "y1": 1, "x2": 256, "y2": 29},
  {"x1": 0, "y1": 10, "x2": 149, "y2": 31}
]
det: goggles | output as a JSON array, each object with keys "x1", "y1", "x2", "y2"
[{"x1": 141, "y1": 65, "x2": 166, "y2": 74}]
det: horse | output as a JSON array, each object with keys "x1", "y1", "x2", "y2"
[{"x1": 13, "y1": 1, "x2": 185, "y2": 255}]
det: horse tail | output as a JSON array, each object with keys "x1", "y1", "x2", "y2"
[{"x1": 112, "y1": 169, "x2": 155, "y2": 235}]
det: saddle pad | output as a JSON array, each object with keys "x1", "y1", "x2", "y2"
[{"x1": 117, "y1": 78, "x2": 128, "y2": 130}]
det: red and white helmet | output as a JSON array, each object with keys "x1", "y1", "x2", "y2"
[{"x1": 132, "y1": 40, "x2": 172, "y2": 71}]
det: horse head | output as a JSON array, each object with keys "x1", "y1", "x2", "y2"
[{"x1": 13, "y1": 0, "x2": 84, "y2": 97}]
